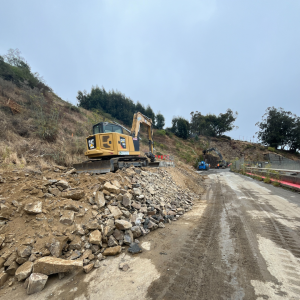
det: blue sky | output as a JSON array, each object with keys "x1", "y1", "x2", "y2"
[{"x1": 1, "y1": 0, "x2": 299, "y2": 141}]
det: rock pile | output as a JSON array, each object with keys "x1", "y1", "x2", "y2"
[{"x1": 0, "y1": 166, "x2": 198, "y2": 294}]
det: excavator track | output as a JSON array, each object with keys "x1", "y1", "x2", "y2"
[{"x1": 73, "y1": 156, "x2": 155, "y2": 174}]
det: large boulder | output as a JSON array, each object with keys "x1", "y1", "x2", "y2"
[{"x1": 33, "y1": 257, "x2": 83, "y2": 275}]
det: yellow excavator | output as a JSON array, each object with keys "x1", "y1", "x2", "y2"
[{"x1": 73, "y1": 112, "x2": 159, "y2": 173}]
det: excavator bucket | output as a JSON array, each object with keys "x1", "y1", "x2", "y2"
[{"x1": 73, "y1": 160, "x2": 112, "y2": 174}]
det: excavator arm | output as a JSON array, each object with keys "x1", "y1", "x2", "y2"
[{"x1": 130, "y1": 112, "x2": 155, "y2": 162}]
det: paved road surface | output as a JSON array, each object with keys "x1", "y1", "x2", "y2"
[{"x1": 147, "y1": 170, "x2": 300, "y2": 299}]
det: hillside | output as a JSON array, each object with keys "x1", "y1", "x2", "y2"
[{"x1": 0, "y1": 75, "x2": 299, "y2": 172}]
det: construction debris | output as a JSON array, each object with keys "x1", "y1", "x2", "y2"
[{"x1": 0, "y1": 166, "x2": 199, "y2": 294}]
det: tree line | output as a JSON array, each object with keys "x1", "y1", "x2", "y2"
[
  {"x1": 256, "y1": 107, "x2": 300, "y2": 152},
  {"x1": 77, "y1": 86, "x2": 165, "y2": 129},
  {"x1": 169, "y1": 109, "x2": 238, "y2": 139}
]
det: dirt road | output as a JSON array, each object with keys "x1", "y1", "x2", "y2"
[
  {"x1": 5, "y1": 169, "x2": 300, "y2": 299},
  {"x1": 147, "y1": 170, "x2": 300, "y2": 300}
]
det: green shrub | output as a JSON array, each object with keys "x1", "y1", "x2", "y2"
[
  {"x1": 165, "y1": 130, "x2": 173, "y2": 138},
  {"x1": 272, "y1": 181, "x2": 281, "y2": 187},
  {"x1": 159, "y1": 143, "x2": 168, "y2": 150},
  {"x1": 155, "y1": 130, "x2": 166, "y2": 136},
  {"x1": 156, "y1": 151, "x2": 162, "y2": 155},
  {"x1": 264, "y1": 177, "x2": 271, "y2": 184},
  {"x1": 268, "y1": 147, "x2": 276, "y2": 152}
]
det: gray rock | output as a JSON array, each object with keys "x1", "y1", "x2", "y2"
[
  {"x1": 94, "y1": 260, "x2": 101, "y2": 268},
  {"x1": 15, "y1": 261, "x2": 33, "y2": 281},
  {"x1": 119, "y1": 263, "x2": 130, "y2": 271},
  {"x1": 113, "y1": 229, "x2": 124, "y2": 241},
  {"x1": 74, "y1": 224, "x2": 85, "y2": 235},
  {"x1": 69, "y1": 236, "x2": 82, "y2": 250},
  {"x1": 64, "y1": 204, "x2": 79, "y2": 212},
  {"x1": 94, "y1": 191, "x2": 105, "y2": 208},
  {"x1": 27, "y1": 273, "x2": 48, "y2": 295},
  {"x1": 107, "y1": 205, "x2": 122, "y2": 219},
  {"x1": 103, "y1": 182, "x2": 120, "y2": 194},
  {"x1": 68, "y1": 250, "x2": 81, "y2": 260},
  {"x1": 115, "y1": 220, "x2": 132, "y2": 230},
  {"x1": 122, "y1": 193, "x2": 132, "y2": 207},
  {"x1": 17, "y1": 245, "x2": 32, "y2": 258},
  {"x1": 123, "y1": 233, "x2": 132, "y2": 245},
  {"x1": 89, "y1": 230, "x2": 101, "y2": 246},
  {"x1": 108, "y1": 235, "x2": 118, "y2": 247},
  {"x1": 128, "y1": 243, "x2": 142, "y2": 254},
  {"x1": 6, "y1": 261, "x2": 18, "y2": 275},
  {"x1": 49, "y1": 236, "x2": 68, "y2": 258},
  {"x1": 56, "y1": 180, "x2": 69, "y2": 190},
  {"x1": 60, "y1": 211, "x2": 74, "y2": 225},
  {"x1": 24, "y1": 202, "x2": 42, "y2": 214},
  {"x1": 62, "y1": 189, "x2": 85, "y2": 200},
  {"x1": 48, "y1": 187, "x2": 61, "y2": 196},
  {"x1": 0, "y1": 271, "x2": 8, "y2": 287},
  {"x1": 86, "y1": 220, "x2": 99, "y2": 230},
  {"x1": 133, "y1": 188, "x2": 142, "y2": 196},
  {"x1": 131, "y1": 226, "x2": 142, "y2": 238}
]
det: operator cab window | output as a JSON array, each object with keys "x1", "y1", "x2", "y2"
[
  {"x1": 93, "y1": 124, "x2": 102, "y2": 134},
  {"x1": 93, "y1": 123, "x2": 123, "y2": 134}
]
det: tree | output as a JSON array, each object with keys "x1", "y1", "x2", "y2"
[
  {"x1": 190, "y1": 109, "x2": 238, "y2": 137},
  {"x1": 0, "y1": 48, "x2": 51, "y2": 92},
  {"x1": 256, "y1": 107, "x2": 297, "y2": 150},
  {"x1": 171, "y1": 116, "x2": 190, "y2": 139},
  {"x1": 77, "y1": 86, "x2": 157, "y2": 127},
  {"x1": 155, "y1": 112, "x2": 165, "y2": 129},
  {"x1": 207, "y1": 109, "x2": 238, "y2": 136},
  {"x1": 145, "y1": 105, "x2": 156, "y2": 126}
]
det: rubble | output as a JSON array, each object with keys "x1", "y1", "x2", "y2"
[
  {"x1": 103, "y1": 246, "x2": 122, "y2": 256},
  {"x1": 15, "y1": 261, "x2": 33, "y2": 281},
  {"x1": 0, "y1": 165, "x2": 201, "y2": 295},
  {"x1": 32, "y1": 257, "x2": 83, "y2": 275},
  {"x1": 27, "y1": 273, "x2": 48, "y2": 295},
  {"x1": 24, "y1": 202, "x2": 42, "y2": 214},
  {"x1": 0, "y1": 271, "x2": 8, "y2": 287}
]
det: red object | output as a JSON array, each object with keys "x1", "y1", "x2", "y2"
[{"x1": 246, "y1": 173, "x2": 300, "y2": 190}]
